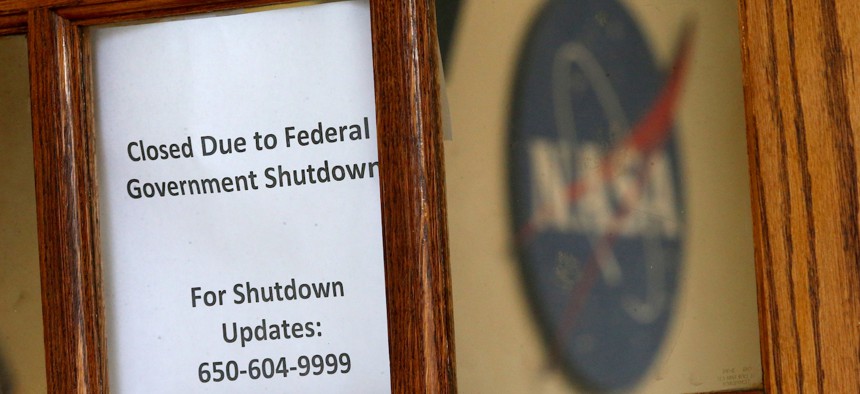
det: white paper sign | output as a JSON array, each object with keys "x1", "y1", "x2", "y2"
[{"x1": 93, "y1": 2, "x2": 390, "y2": 392}]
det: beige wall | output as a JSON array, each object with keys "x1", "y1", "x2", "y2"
[
  {"x1": 0, "y1": 35, "x2": 47, "y2": 394},
  {"x1": 444, "y1": 1, "x2": 761, "y2": 392}
]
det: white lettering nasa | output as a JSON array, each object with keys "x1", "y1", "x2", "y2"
[{"x1": 528, "y1": 138, "x2": 679, "y2": 238}]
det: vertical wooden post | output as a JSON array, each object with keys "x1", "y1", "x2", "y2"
[
  {"x1": 28, "y1": 8, "x2": 106, "y2": 393},
  {"x1": 739, "y1": 0, "x2": 860, "y2": 392},
  {"x1": 370, "y1": 0, "x2": 457, "y2": 392}
]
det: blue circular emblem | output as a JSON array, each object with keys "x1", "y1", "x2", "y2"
[{"x1": 509, "y1": 0, "x2": 690, "y2": 390}]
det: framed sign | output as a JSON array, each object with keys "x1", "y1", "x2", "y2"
[
  {"x1": 1, "y1": 0, "x2": 453, "y2": 392},
  {"x1": 2, "y1": 0, "x2": 860, "y2": 392},
  {"x1": 93, "y1": 3, "x2": 393, "y2": 391}
]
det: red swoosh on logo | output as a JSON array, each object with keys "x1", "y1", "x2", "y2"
[{"x1": 517, "y1": 24, "x2": 695, "y2": 246}]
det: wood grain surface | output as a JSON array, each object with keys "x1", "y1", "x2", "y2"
[
  {"x1": 28, "y1": 8, "x2": 107, "y2": 393},
  {"x1": 0, "y1": 13, "x2": 25, "y2": 34},
  {"x1": 369, "y1": 0, "x2": 457, "y2": 392},
  {"x1": 739, "y1": 0, "x2": 860, "y2": 392},
  {"x1": 57, "y1": 0, "x2": 294, "y2": 26}
]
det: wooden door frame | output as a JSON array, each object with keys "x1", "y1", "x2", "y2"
[
  {"x1": 739, "y1": 0, "x2": 860, "y2": 392},
  {"x1": 1, "y1": 0, "x2": 856, "y2": 392}
]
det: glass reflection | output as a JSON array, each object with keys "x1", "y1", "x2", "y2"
[
  {"x1": 0, "y1": 34, "x2": 46, "y2": 394},
  {"x1": 442, "y1": 0, "x2": 760, "y2": 392}
]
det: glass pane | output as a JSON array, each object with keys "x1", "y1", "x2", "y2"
[
  {"x1": 0, "y1": 35, "x2": 46, "y2": 393},
  {"x1": 442, "y1": 0, "x2": 761, "y2": 392},
  {"x1": 91, "y1": 1, "x2": 390, "y2": 392}
]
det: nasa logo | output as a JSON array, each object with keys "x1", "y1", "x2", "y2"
[{"x1": 509, "y1": 0, "x2": 692, "y2": 390}]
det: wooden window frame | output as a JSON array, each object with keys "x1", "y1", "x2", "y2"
[
  {"x1": 3, "y1": 0, "x2": 453, "y2": 392},
  {"x1": 1, "y1": 0, "x2": 857, "y2": 392}
]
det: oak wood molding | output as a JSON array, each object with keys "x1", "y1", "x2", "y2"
[
  {"x1": 2, "y1": 1, "x2": 307, "y2": 27},
  {"x1": 0, "y1": 0, "x2": 73, "y2": 13},
  {"x1": 370, "y1": 0, "x2": 457, "y2": 392},
  {"x1": 56, "y1": 0, "x2": 296, "y2": 26},
  {"x1": 1, "y1": 0, "x2": 280, "y2": 16},
  {"x1": 0, "y1": 12, "x2": 25, "y2": 33},
  {"x1": 28, "y1": 8, "x2": 106, "y2": 393},
  {"x1": 739, "y1": 0, "x2": 860, "y2": 392}
]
